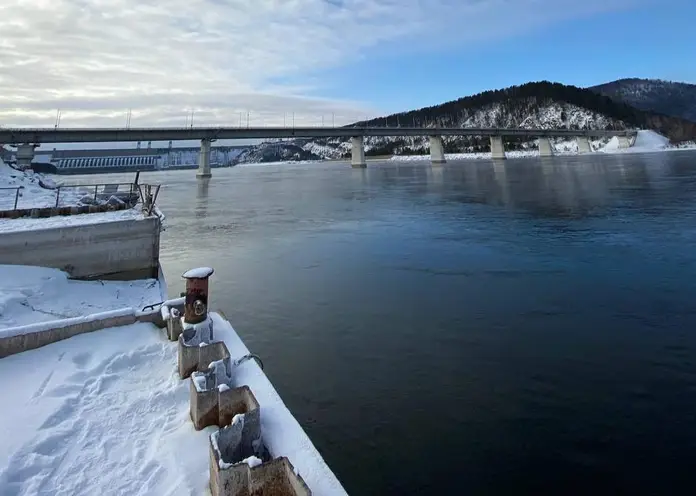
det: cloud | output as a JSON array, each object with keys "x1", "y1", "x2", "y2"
[{"x1": 0, "y1": 0, "x2": 640, "y2": 127}]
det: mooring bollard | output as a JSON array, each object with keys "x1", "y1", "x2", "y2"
[{"x1": 182, "y1": 267, "x2": 215, "y2": 325}]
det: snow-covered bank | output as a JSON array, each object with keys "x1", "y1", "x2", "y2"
[
  {"x1": 0, "y1": 323, "x2": 208, "y2": 495},
  {"x1": 0, "y1": 314, "x2": 347, "y2": 495},
  {"x1": 389, "y1": 130, "x2": 696, "y2": 162},
  {"x1": 0, "y1": 207, "x2": 145, "y2": 233},
  {"x1": 236, "y1": 160, "x2": 318, "y2": 168},
  {"x1": 0, "y1": 262, "x2": 345, "y2": 494},
  {"x1": 602, "y1": 129, "x2": 676, "y2": 154},
  {"x1": 0, "y1": 265, "x2": 161, "y2": 329}
]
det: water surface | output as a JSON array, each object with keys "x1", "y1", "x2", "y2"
[{"x1": 83, "y1": 152, "x2": 696, "y2": 494}]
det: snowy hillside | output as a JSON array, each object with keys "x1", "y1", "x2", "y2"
[
  {"x1": 237, "y1": 141, "x2": 324, "y2": 164},
  {"x1": 239, "y1": 80, "x2": 696, "y2": 163},
  {"x1": 244, "y1": 100, "x2": 626, "y2": 162}
]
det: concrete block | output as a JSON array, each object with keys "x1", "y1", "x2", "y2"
[
  {"x1": 177, "y1": 318, "x2": 228, "y2": 378},
  {"x1": 167, "y1": 310, "x2": 184, "y2": 341},
  {"x1": 190, "y1": 357, "x2": 260, "y2": 430},
  {"x1": 0, "y1": 312, "x2": 137, "y2": 358},
  {"x1": 0, "y1": 216, "x2": 161, "y2": 280},
  {"x1": 209, "y1": 446, "x2": 311, "y2": 496},
  {"x1": 211, "y1": 408, "x2": 262, "y2": 466}
]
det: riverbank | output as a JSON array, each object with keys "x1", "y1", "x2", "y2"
[
  {"x1": 0, "y1": 263, "x2": 347, "y2": 494},
  {"x1": 0, "y1": 163, "x2": 347, "y2": 494}
]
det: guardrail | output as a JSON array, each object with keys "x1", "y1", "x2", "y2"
[
  {"x1": 53, "y1": 182, "x2": 139, "y2": 208},
  {"x1": 0, "y1": 187, "x2": 23, "y2": 210},
  {"x1": 0, "y1": 177, "x2": 162, "y2": 218}
]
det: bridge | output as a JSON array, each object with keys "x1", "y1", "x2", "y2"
[{"x1": 0, "y1": 126, "x2": 636, "y2": 177}]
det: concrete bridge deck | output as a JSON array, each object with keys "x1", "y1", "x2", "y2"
[
  {"x1": 0, "y1": 126, "x2": 634, "y2": 144},
  {"x1": 1, "y1": 126, "x2": 638, "y2": 176}
]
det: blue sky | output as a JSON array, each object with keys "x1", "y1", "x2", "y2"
[
  {"x1": 1, "y1": 0, "x2": 694, "y2": 127},
  {"x1": 316, "y1": 0, "x2": 696, "y2": 114}
]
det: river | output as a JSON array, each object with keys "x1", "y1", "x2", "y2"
[{"x1": 78, "y1": 151, "x2": 696, "y2": 494}]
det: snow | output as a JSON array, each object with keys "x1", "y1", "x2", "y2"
[
  {"x1": 236, "y1": 160, "x2": 317, "y2": 167},
  {"x1": 633, "y1": 130, "x2": 670, "y2": 148},
  {"x1": 242, "y1": 456, "x2": 263, "y2": 468},
  {"x1": 0, "y1": 159, "x2": 83, "y2": 211},
  {"x1": 0, "y1": 265, "x2": 162, "y2": 330},
  {"x1": 211, "y1": 313, "x2": 348, "y2": 495},
  {"x1": 0, "y1": 323, "x2": 211, "y2": 495},
  {"x1": 182, "y1": 267, "x2": 214, "y2": 279},
  {"x1": 386, "y1": 131, "x2": 693, "y2": 162},
  {"x1": 0, "y1": 207, "x2": 146, "y2": 233},
  {"x1": 0, "y1": 273, "x2": 347, "y2": 495},
  {"x1": 218, "y1": 383, "x2": 230, "y2": 392},
  {"x1": 599, "y1": 130, "x2": 691, "y2": 155}
]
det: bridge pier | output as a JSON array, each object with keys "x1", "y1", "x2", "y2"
[
  {"x1": 538, "y1": 138, "x2": 554, "y2": 157},
  {"x1": 618, "y1": 136, "x2": 631, "y2": 149},
  {"x1": 16, "y1": 143, "x2": 37, "y2": 170},
  {"x1": 197, "y1": 139, "x2": 212, "y2": 179},
  {"x1": 490, "y1": 136, "x2": 506, "y2": 160},
  {"x1": 351, "y1": 137, "x2": 366, "y2": 168},
  {"x1": 429, "y1": 136, "x2": 446, "y2": 165},
  {"x1": 576, "y1": 137, "x2": 592, "y2": 154}
]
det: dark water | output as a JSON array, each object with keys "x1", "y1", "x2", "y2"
[{"x1": 87, "y1": 152, "x2": 696, "y2": 494}]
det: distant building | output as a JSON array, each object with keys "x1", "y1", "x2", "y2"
[{"x1": 3, "y1": 145, "x2": 249, "y2": 174}]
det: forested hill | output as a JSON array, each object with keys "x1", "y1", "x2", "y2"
[
  {"x1": 591, "y1": 78, "x2": 696, "y2": 123},
  {"x1": 348, "y1": 81, "x2": 696, "y2": 142},
  {"x1": 237, "y1": 81, "x2": 696, "y2": 163}
]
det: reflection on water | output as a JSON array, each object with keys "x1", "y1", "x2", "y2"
[{"x1": 71, "y1": 151, "x2": 696, "y2": 495}]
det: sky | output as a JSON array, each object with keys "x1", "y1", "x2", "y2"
[{"x1": 0, "y1": 0, "x2": 694, "y2": 129}]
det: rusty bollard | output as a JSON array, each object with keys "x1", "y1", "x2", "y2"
[{"x1": 182, "y1": 267, "x2": 215, "y2": 325}]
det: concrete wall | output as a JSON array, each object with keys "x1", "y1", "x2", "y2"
[
  {"x1": 0, "y1": 310, "x2": 137, "y2": 359},
  {"x1": 0, "y1": 216, "x2": 161, "y2": 280}
]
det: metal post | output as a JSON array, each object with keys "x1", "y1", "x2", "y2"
[
  {"x1": 182, "y1": 267, "x2": 215, "y2": 324},
  {"x1": 55, "y1": 187, "x2": 60, "y2": 208},
  {"x1": 94, "y1": 185, "x2": 98, "y2": 203},
  {"x1": 14, "y1": 187, "x2": 21, "y2": 210}
]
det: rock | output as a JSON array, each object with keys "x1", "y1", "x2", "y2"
[
  {"x1": 107, "y1": 195, "x2": 125, "y2": 206},
  {"x1": 38, "y1": 177, "x2": 57, "y2": 190}
]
